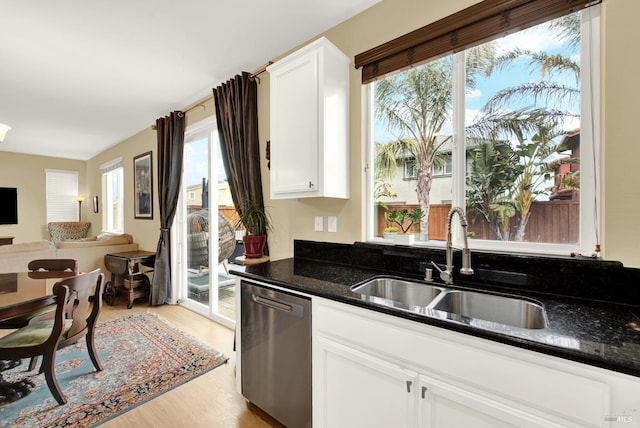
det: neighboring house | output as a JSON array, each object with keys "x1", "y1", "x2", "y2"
[
  {"x1": 378, "y1": 137, "x2": 481, "y2": 206},
  {"x1": 186, "y1": 179, "x2": 234, "y2": 213},
  {"x1": 550, "y1": 130, "x2": 580, "y2": 201},
  {"x1": 381, "y1": 132, "x2": 581, "y2": 207},
  {"x1": 186, "y1": 183, "x2": 204, "y2": 211}
]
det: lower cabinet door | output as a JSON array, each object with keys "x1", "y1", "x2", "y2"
[
  {"x1": 315, "y1": 336, "x2": 418, "y2": 428},
  {"x1": 418, "y1": 374, "x2": 567, "y2": 428}
]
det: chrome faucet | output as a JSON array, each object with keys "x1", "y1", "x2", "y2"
[{"x1": 431, "y1": 207, "x2": 474, "y2": 285}]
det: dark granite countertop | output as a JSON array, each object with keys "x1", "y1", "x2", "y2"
[{"x1": 231, "y1": 256, "x2": 640, "y2": 378}]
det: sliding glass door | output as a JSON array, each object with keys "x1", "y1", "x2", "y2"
[{"x1": 173, "y1": 117, "x2": 238, "y2": 328}]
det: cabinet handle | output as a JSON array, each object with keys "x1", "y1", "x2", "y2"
[
  {"x1": 421, "y1": 386, "x2": 428, "y2": 399},
  {"x1": 406, "y1": 380, "x2": 412, "y2": 393},
  {"x1": 308, "y1": 181, "x2": 314, "y2": 188}
]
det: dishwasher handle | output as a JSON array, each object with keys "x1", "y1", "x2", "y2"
[{"x1": 252, "y1": 294, "x2": 305, "y2": 318}]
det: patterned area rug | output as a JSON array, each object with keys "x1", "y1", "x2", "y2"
[{"x1": 0, "y1": 312, "x2": 228, "y2": 427}]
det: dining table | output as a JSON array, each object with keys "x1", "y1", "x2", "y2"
[
  {"x1": 0, "y1": 271, "x2": 76, "y2": 403},
  {"x1": 0, "y1": 271, "x2": 77, "y2": 322}
]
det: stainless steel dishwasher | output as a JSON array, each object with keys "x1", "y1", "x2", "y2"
[{"x1": 240, "y1": 280, "x2": 312, "y2": 428}]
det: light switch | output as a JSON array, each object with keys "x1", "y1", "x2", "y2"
[
  {"x1": 328, "y1": 216, "x2": 337, "y2": 232},
  {"x1": 314, "y1": 216, "x2": 323, "y2": 232}
]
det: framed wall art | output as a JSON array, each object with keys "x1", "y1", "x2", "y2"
[{"x1": 134, "y1": 151, "x2": 153, "y2": 219}]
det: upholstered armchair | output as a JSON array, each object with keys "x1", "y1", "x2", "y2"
[{"x1": 47, "y1": 222, "x2": 91, "y2": 244}]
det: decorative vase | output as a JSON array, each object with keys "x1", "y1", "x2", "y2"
[
  {"x1": 243, "y1": 235, "x2": 267, "y2": 258},
  {"x1": 393, "y1": 233, "x2": 415, "y2": 245},
  {"x1": 383, "y1": 231, "x2": 398, "y2": 239}
]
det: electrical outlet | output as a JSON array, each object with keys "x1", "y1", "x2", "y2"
[
  {"x1": 314, "y1": 216, "x2": 323, "y2": 232},
  {"x1": 328, "y1": 216, "x2": 337, "y2": 232}
]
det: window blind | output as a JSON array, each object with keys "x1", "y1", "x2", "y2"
[
  {"x1": 45, "y1": 169, "x2": 79, "y2": 222},
  {"x1": 355, "y1": 0, "x2": 602, "y2": 83}
]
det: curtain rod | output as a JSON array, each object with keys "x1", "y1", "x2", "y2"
[
  {"x1": 150, "y1": 101, "x2": 209, "y2": 129},
  {"x1": 184, "y1": 100, "x2": 211, "y2": 113},
  {"x1": 151, "y1": 62, "x2": 273, "y2": 129},
  {"x1": 250, "y1": 61, "x2": 273, "y2": 80}
]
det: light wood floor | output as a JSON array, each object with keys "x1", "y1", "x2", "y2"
[{"x1": 99, "y1": 302, "x2": 283, "y2": 428}]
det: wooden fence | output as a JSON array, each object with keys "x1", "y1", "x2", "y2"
[{"x1": 377, "y1": 200, "x2": 579, "y2": 243}]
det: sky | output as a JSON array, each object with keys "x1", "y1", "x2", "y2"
[
  {"x1": 183, "y1": 135, "x2": 227, "y2": 187},
  {"x1": 374, "y1": 15, "x2": 581, "y2": 145}
]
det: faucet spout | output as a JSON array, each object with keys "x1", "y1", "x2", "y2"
[{"x1": 442, "y1": 207, "x2": 474, "y2": 284}]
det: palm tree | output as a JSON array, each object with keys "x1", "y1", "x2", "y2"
[
  {"x1": 466, "y1": 140, "x2": 521, "y2": 240},
  {"x1": 466, "y1": 13, "x2": 581, "y2": 241},
  {"x1": 468, "y1": 108, "x2": 577, "y2": 241},
  {"x1": 375, "y1": 46, "x2": 494, "y2": 240}
]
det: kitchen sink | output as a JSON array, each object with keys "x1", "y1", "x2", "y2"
[
  {"x1": 351, "y1": 277, "x2": 444, "y2": 309},
  {"x1": 350, "y1": 276, "x2": 548, "y2": 330},
  {"x1": 430, "y1": 290, "x2": 548, "y2": 329}
]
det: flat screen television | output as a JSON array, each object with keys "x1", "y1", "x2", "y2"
[{"x1": 0, "y1": 187, "x2": 18, "y2": 224}]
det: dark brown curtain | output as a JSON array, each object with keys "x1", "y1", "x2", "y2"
[
  {"x1": 355, "y1": 0, "x2": 602, "y2": 83},
  {"x1": 151, "y1": 111, "x2": 185, "y2": 305},
  {"x1": 213, "y1": 72, "x2": 267, "y2": 253}
]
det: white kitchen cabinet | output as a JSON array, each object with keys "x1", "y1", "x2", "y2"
[
  {"x1": 267, "y1": 37, "x2": 349, "y2": 199},
  {"x1": 316, "y1": 336, "x2": 418, "y2": 428},
  {"x1": 418, "y1": 374, "x2": 565, "y2": 428},
  {"x1": 315, "y1": 335, "x2": 563, "y2": 428},
  {"x1": 313, "y1": 297, "x2": 635, "y2": 428}
]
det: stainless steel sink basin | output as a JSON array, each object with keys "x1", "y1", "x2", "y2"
[
  {"x1": 430, "y1": 290, "x2": 548, "y2": 329},
  {"x1": 351, "y1": 277, "x2": 444, "y2": 309},
  {"x1": 351, "y1": 276, "x2": 548, "y2": 330}
]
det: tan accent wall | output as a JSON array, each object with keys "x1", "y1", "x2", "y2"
[
  {"x1": 85, "y1": 126, "x2": 159, "y2": 252},
  {"x1": 601, "y1": 0, "x2": 640, "y2": 266},
  {"x1": 0, "y1": 152, "x2": 86, "y2": 243},
  {"x1": 84, "y1": 97, "x2": 217, "y2": 253}
]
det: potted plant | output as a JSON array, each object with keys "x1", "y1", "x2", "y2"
[
  {"x1": 382, "y1": 226, "x2": 399, "y2": 239},
  {"x1": 382, "y1": 210, "x2": 399, "y2": 239},
  {"x1": 235, "y1": 198, "x2": 272, "y2": 258},
  {"x1": 387, "y1": 207, "x2": 424, "y2": 245}
]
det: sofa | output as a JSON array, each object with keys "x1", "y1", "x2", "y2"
[{"x1": 0, "y1": 233, "x2": 138, "y2": 274}]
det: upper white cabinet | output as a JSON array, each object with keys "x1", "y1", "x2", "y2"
[{"x1": 268, "y1": 37, "x2": 350, "y2": 199}]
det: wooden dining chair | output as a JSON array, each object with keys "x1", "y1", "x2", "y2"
[
  {"x1": 28, "y1": 269, "x2": 105, "y2": 373},
  {"x1": 28, "y1": 259, "x2": 79, "y2": 273},
  {"x1": 0, "y1": 259, "x2": 79, "y2": 330},
  {"x1": 0, "y1": 270, "x2": 105, "y2": 405},
  {"x1": 0, "y1": 283, "x2": 70, "y2": 404}
]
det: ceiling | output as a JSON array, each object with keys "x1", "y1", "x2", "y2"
[{"x1": 0, "y1": 0, "x2": 379, "y2": 161}]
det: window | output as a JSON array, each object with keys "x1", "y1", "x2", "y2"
[
  {"x1": 403, "y1": 158, "x2": 417, "y2": 180},
  {"x1": 100, "y1": 157, "x2": 124, "y2": 233},
  {"x1": 368, "y1": 5, "x2": 600, "y2": 255},
  {"x1": 404, "y1": 155, "x2": 451, "y2": 179},
  {"x1": 46, "y1": 169, "x2": 78, "y2": 222},
  {"x1": 434, "y1": 154, "x2": 452, "y2": 177}
]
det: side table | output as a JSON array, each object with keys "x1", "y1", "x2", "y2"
[{"x1": 103, "y1": 250, "x2": 156, "y2": 309}]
